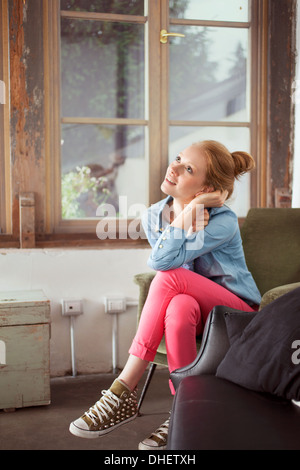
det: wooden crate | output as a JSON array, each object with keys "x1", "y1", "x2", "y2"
[{"x1": 0, "y1": 290, "x2": 51, "y2": 410}]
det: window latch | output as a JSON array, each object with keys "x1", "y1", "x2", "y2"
[{"x1": 160, "y1": 29, "x2": 185, "y2": 44}]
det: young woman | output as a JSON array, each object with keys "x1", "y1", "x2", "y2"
[{"x1": 69, "y1": 140, "x2": 261, "y2": 449}]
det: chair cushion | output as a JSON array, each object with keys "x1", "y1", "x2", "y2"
[
  {"x1": 216, "y1": 286, "x2": 300, "y2": 400},
  {"x1": 167, "y1": 375, "x2": 300, "y2": 450}
]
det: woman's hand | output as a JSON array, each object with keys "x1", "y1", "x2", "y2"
[
  {"x1": 181, "y1": 190, "x2": 226, "y2": 234},
  {"x1": 187, "y1": 208, "x2": 209, "y2": 235},
  {"x1": 173, "y1": 203, "x2": 209, "y2": 236},
  {"x1": 193, "y1": 189, "x2": 228, "y2": 208}
]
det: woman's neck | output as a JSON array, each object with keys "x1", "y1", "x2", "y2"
[{"x1": 169, "y1": 197, "x2": 191, "y2": 221}]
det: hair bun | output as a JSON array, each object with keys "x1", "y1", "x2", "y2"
[{"x1": 231, "y1": 151, "x2": 255, "y2": 178}]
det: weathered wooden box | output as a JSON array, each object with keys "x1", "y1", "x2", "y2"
[{"x1": 0, "y1": 290, "x2": 51, "y2": 410}]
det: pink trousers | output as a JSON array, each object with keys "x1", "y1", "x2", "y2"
[{"x1": 129, "y1": 268, "x2": 256, "y2": 392}]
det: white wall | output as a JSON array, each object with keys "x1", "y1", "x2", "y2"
[
  {"x1": 0, "y1": 248, "x2": 151, "y2": 377},
  {"x1": 292, "y1": 0, "x2": 300, "y2": 207}
]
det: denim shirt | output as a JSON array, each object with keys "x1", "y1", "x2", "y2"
[{"x1": 142, "y1": 196, "x2": 261, "y2": 307}]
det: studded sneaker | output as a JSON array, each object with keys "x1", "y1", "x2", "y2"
[
  {"x1": 138, "y1": 416, "x2": 170, "y2": 450},
  {"x1": 69, "y1": 379, "x2": 138, "y2": 438}
]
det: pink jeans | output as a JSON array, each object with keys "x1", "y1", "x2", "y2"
[{"x1": 129, "y1": 268, "x2": 256, "y2": 392}]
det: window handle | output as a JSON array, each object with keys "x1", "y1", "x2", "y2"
[{"x1": 160, "y1": 29, "x2": 185, "y2": 44}]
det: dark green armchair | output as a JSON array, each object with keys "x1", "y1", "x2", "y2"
[{"x1": 134, "y1": 208, "x2": 300, "y2": 412}]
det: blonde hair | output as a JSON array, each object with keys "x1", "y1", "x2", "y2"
[{"x1": 194, "y1": 140, "x2": 255, "y2": 199}]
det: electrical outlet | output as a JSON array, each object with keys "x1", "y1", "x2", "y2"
[
  {"x1": 61, "y1": 299, "x2": 83, "y2": 316},
  {"x1": 104, "y1": 297, "x2": 126, "y2": 314}
]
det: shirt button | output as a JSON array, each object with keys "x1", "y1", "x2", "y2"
[
  {"x1": 159, "y1": 244, "x2": 163, "y2": 249},
  {"x1": 162, "y1": 237, "x2": 166, "y2": 240}
]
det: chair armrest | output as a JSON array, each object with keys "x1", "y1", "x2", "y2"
[
  {"x1": 170, "y1": 305, "x2": 230, "y2": 391},
  {"x1": 259, "y1": 282, "x2": 300, "y2": 309},
  {"x1": 134, "y1": 272, "x2": 156, "y2": 325},
  {"x1": 170, "y1": 305, "x2": 256, "y2": 391}
]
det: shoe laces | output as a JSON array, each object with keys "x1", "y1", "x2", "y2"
[
  {"x1": 85, "y1": 389, "x2": 122, "y2": 426},
  {"x1": 152, "y1": 417, "x2": 170, "y2": 441}
]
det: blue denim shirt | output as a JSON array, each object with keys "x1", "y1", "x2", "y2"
[{"x1": 142, "y1": 196, "x2": 261, "y2": 307}]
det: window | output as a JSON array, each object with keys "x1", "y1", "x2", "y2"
[
  {"x1": 48, "y1": 0, "x2": 148, "y2": 237},
  {"x1": 0, "y1": 0, "x2": 273, "y2": 247},
  {"x1": 46, "y1": 0, "x2": 264, "y2": 240},
  {"x1": 168, "y1": 0, "x2": 252, "y2": 217},
  {"x1": 60, "y1": 1, "x2": 147, "y2": 223}
]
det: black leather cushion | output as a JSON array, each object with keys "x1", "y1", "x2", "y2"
[
  {"x1": 170, "y1": 306, "x2": 257, "y2": 391},
  {"x1": 216, "y1": 286, "x2": 300, "y2": 400},
  {"x1": 167, "y1": 375, "x2": 300, "y2": 450}
]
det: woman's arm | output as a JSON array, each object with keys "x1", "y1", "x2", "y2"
[
  {"x1": 171, "y1": 190, "x2": 228, "y2": 233},
  {"x1": 148, "y1": 208, "x2": 237, "y2": 271}
]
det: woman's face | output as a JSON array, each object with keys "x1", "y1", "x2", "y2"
[{"x1": 161, "y1": 145, "x2": 208, "y2": 204}]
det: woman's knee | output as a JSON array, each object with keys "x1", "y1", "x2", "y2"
[
  {"x1": 165, "y1": 294, "x2": 201, "y2": 328},
  {"x1": 152, "y1": 269, "x2": 179, "y2": 282},
  {"x1": 150, "y1": 268, "x2": 186, "y2": 290}
]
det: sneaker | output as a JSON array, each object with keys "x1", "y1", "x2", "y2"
[
  {"x1": 138, "y1": 416, "x2": 170, "y2": 450},
  {"x1": 69, "y1": 379, "x2": 138, "y2": 439}
]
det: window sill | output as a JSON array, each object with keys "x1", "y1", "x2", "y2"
[{"x1": 0, "y1": 234, "x2": 150, "y2": 250}]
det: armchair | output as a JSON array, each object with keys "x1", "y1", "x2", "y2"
[
  {"x1": 240, "y1": 208, "x2": 300, "y2": 307},
  {"x1": 167, "y1": 294, "x2": 300, "y2": 449},
  {"x1": 134, "y1": 208, "x2": 300, "y2": 412}
]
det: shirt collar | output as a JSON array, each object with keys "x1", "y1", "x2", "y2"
[{"x1": 155, "y1": 197, "x2": 230, "y2": 231}]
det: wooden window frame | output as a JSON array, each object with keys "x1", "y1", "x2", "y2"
[
  {"x1": 44, "y1": 0, "x2": 151, "y2": 244},
  {"x1": 0, "y1": 0, "x2": 11, "y2": 237},
  {"x1": 0, "y1": 0, "x2": 273, "y2": 249},
  {"x1": 45, "y1": 0, "x2": 267, "y2": 235}
]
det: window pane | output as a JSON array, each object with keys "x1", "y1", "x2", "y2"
[
  {"x1": 61, "y1": 124, "x2": 146, "y2": 218},
  {"x1": 60, "y1": 0, "x2": 145, "y2": 16},
  {"x1": 61, "y1": 19, "x2": 145, "y2": 119},
  {"x1": 169, "y1": 126, "x2": 251, "y2": 217},
  {"x1": 169, "y1": 0, "x2": 249, "y2": 22},
  {"x1": 169, "y1": 26, "x2": 249, "y2": 122}
]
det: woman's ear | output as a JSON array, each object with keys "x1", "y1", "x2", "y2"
[{"x1": 195, "y1": 185, "x2": 214, "y2": 197}]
